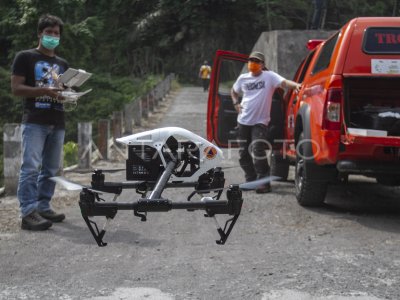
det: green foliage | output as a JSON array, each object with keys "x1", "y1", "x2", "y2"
[
  {"x1": 171, "y1": 78, "x2": 181, "y2": 91},
  {"x1": 60, "y1": 16, "x2": 104, "y2": 69},
  {"x1": 64, "y1": 73, "x2": 156, "y2": 142},
  {"x1": 1, "y1": 0, "x2": 399, "y2": 185},
  {"x1": 0, "y1": 67, "x2": 22, "y2": 124},
  {"x1": 63, "y1": 141, "x2": 78, "y2": 167}
]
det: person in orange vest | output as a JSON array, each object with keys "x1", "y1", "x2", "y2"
[{"x1": 198, "y1": 60, "x2": 212, "y2": 92}]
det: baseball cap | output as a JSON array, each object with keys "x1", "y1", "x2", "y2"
[{"x1": 248, "y1": 51, "x2": 265, "y2": 62}]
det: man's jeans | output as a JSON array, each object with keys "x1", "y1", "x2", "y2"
[
  {"x1": 237, "y1": 123, "x2": 271, "y2": 182},
  {"x1": 17, "y1": 123, "x2": 65, "y2": 217}
]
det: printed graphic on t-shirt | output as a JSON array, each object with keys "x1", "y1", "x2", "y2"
[
  {"x1": 245, "y1": 81, "x2": 265, "y2": 90},
  {"x1": 34, "y1": 61, "x2": 63, "y2": 110}
]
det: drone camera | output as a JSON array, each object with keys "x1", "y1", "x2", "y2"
[
  {"x1": 195, "y1": 168, "x2": 225, "y2": 192},
  {"x1": 126, "y1": 145, "x2": 164, "y2": 181}
]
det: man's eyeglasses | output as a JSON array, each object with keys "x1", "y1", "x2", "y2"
[{"x1": 248, "y1": 58, "x2": 262, "y2": 63}]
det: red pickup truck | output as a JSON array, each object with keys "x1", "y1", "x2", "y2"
[{"x1": 207, "y1": 17, "x2": 400, "y2": 206}]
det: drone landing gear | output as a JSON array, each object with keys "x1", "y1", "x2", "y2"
[{"x1": 79, "y1": 160, "x2": 243, "y2": 247}]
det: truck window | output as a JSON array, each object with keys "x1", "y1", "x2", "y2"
[
  {"x1": 218, "y1": 59, "x2": 246, "y2": 94},
  {"x1": 363, "y1": 27, "x2": 400, "y2": 54},
  {"x1": 312, "y1": 32, "x2": 339, "y2": 75},
  {"x1": 297, "y1": 50, "x2": 316, "y2": 83}
]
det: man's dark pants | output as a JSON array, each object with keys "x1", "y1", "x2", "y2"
[
  {"x1": 237, "y1": 123, "x2": 271, "y2": 182},
  {"x1": 202, "y1": 79, "x2": 210, "y2": 91}
]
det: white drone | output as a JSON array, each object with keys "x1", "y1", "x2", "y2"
[{"x1": 52, "y1": 127, "x2": 278, "y2": 247}]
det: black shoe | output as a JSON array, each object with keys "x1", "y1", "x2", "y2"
[
  {"x1": 38, "y1": 209, "x2": 65, "y2": 223},
  {"x1": 256, "y1": 183, "x2": 271, "y2": 194},
  {"x1": 21, "y1": 211, "x2": 52, "y2": 231}
]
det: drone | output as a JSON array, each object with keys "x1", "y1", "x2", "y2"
[{"x1": 52, "y1": 127, "x2": 278, "y2": 247}]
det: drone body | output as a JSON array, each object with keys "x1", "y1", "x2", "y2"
[{"x1": 116, "y1": 127, "x2": 223, "y2": 183}]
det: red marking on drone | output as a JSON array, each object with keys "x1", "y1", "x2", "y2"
[{"x1": 204, "y1": 146, "x2": 217, "y2": 159}]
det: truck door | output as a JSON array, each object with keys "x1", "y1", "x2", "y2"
[
  {"x1": 284, "y1": 49, "x2": 316, "y2": 143},
  {"x1": 206, "y1": 50, "x2": 248, "y2": 147}
]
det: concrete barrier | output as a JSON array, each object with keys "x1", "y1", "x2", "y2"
[
  {"x1": 3, "y1": 124, "x2": 22, "y2": 195},
  {"x1": 98, "y1": 119, "x2": 110, "y2": 160},
  {"x1": 252, "y1": 30, "x2": 336, "y2": 80},
  {"x1": 78, "y1": 122, "x2": 92, "y2": 169}
]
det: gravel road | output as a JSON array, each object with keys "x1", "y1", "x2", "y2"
[{"x1": 1, "y1": 87, "x2": 400, "y2": 300}]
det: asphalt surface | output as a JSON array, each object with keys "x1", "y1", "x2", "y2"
[{"x1": 1, "y1": 87, "x2": 400, "y2": 300}]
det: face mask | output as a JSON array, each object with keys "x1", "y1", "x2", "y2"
[
  {"x1": 41, "y1": 35, "x2": 60, "y2": 50},
  {"x1": 248, "y1": 61, "x2": 262, "y2": 73}
]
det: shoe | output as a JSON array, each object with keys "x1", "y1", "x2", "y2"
[
  {"x1": 255, "y1": 183, "x2": 271, "y2": 194},
  {"x1": 21, "y1": 211, "x2": 52, "y2": 231},
  {"x1": 38, "y1": 209, "x2": 65, "y2": 223}
]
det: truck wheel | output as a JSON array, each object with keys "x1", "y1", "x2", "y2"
[
  {"x1": 295, "y1": 133, "x2": 328, "y2": 207},
  {"x1": 270, "y1": 151, "x2": 289, "y2": 181}
]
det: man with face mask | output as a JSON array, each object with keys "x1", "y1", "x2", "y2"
[
  {"x1": 231, "y1": 51, "x2": 300, "y2": 193},
  {"x1": 11, "y1": 14, "x2": 68, "y2": 230}
]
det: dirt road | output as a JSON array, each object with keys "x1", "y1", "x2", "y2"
[{"x1": 1, "y1": 87, "x2": 400, "y2": 300}]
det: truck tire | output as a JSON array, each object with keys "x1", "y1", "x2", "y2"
[
  {"x1": 295, "y1": 133, "x2": 328, "y2": 207},
  {"x1": 270, "y1": 151, "x2": 289, "y2": 181}
]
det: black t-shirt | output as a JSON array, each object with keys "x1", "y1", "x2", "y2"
[{"x1": 11, "y1": 48, "x2": 69, "y2": 128}]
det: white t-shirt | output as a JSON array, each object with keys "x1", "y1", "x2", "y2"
[{"x1": 233, "y1": 71, "x2": 285, "y2": 126}]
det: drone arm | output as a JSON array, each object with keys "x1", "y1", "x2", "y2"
[
  {"x1": 148, "y1": 158, "x2": 177, "y2": 199},
  {"x1": 79, "y1": 185, "x2": 242, "y2": 247},
  {"x1": 80, "y1": 197, "x2": 231, "y2": 215}
]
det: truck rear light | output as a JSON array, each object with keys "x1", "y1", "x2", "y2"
[
  {"x1": 306, "y1": 39, "x2": 324, "y2": 50},
  {"x1": 323, "y1": 88, "x2": 342, "y2": 130}
]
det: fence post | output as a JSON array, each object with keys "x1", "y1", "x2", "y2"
[
  {"x1": 133, "y1": 98, "x2": 142, "y2": 126},
  {"x1": 3, "y1": 124, "x2": 21, "y2": 195},
  {"x1": 78, "y1": 122, "x2": 92, "y2": 169},
  {"x1": 162, "y1": 79, "x2": 167, "y2": 99},
  {"x1": 154, "y1": 83, "x2": 160, "y2": 103},
  {"x1": 124, "y1": 103, "x2": 133, "y2": 135},
  {"x1": 141, "y1": 95, "x2": 149, "y2": 119},
  {"x1": 168, "y1": 74, "x2": 173, "y2": 93},
  {"x1": 112, "y1": 111, "x2": 123, "y2": 140},
  {"x1": 98, "y1": 119, "x2": 110, "y2": 160},
  {"x1": 150, "y1": 90, "x2": 157, "y2": 108},
  {"x1": 148, "y1": 93, "x2": 154, "y2": 113}
]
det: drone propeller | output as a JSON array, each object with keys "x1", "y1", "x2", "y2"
[
  {"x1": 50, "y1": 176, "x2": 106, "y2": 194},
  {"x1": 196, "y1": 175, "x2": 280, "y2": 193},
  {"x1": 220, "y1": 165, "x2": 241, "y2": 170},
  {"x1": 66, "y1": 168, "x2": 126, "y2": 174},
  {"x1": 51, "y1": 176, "x2": 86, "y2": 191},
  {"x1": 238, "y1": 176, "x2": 281, "y2": 190}
]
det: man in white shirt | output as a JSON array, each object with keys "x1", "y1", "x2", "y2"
[{"x1": 231, "y1": 51, "x2": 300, "y2": 193}]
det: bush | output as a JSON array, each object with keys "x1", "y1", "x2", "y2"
[
  {"x1": 64, "y1": 141, "x2": 78, "y2": 167},
  {"x1": 63, "y1": 73, "x2": 162, "y2": 143}
]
